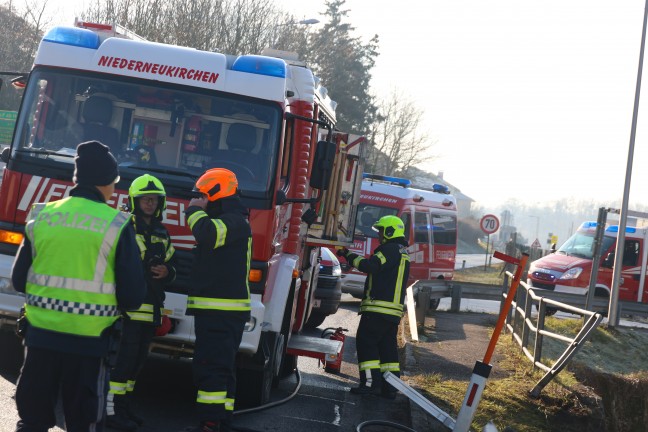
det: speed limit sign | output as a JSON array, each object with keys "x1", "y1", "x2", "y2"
[{"x1": 480, "y1": 214, "x2": 500, "y2": 234}]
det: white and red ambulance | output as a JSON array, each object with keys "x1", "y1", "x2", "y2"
[{"x1": 340, "y1": 174, "x2": 457, "y2": 306}]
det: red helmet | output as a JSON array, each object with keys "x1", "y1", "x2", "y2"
[{"x1": 194, "y1": 168, "x2": 238, "y2": 202}]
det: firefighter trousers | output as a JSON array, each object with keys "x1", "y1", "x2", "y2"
[
  {"x1": 15, "y1": 346, "x2": 108, "y2": 432},
  {"x1": 355, "y1": 313, "x2": 400, "y2": 387},
  {"x1": 107, "y1": 318, "x2": 155, "y2": 416},
  {"x1": 193, "y1": 313, "x2": 246, "y2": 423}
]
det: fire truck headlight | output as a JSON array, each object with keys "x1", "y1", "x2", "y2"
[
  {"x1": 559, "y1": 267, "x2": 583, "y2": 280},
  {"x1": 0, "y1": 277, "x2": 19, "y2": 295}
]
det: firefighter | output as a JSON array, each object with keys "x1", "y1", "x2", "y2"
[
  {"x1": 11, "y1": 140, "x2": 146, "y2": 432},
  {"x1": 183, "y1": 168, "x2": 252, "y2": 432},
  {"x1": 106, "y1": 174, "x2": 177, "y2": 431},
  {"x1": 337, "y1": 215, "x2": 410, "y2": 399}
]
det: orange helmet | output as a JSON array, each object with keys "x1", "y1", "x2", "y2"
[{"x1": 194, "y1": 168, "x2": 238, "y2": 202}]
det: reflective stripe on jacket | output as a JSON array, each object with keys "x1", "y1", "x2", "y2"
[
  {"x1": 24, "y1": 197, "x2": 130, "y2": 337},
  {"x1": 185, "y1": 207, "x2": 252, "y2": 315},
  {"x1": 348, "y1": 239, "x2": 410, "y2": 320}
]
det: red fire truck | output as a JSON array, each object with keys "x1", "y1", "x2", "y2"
[
  {"x1": 0, "y1": 20, "x2": 364, "y2": 406},
  {"x1": 340, "y1": 174, "x2": 457, "y2": 308},
  {"x1": 528, "y1": 221, "x2": 648, "y2": 304}
]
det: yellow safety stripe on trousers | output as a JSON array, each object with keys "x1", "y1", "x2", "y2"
[
  {"x1": 359, "y1": 360, "x2": 381, "y2": 371},
  {"x1": 380, "y1": 362, "x2": 401, "y2": 372},
  {"x1": 211, "y1": 218, "x2": 227, "y2": 249},
  {"x1": 127, "y1": 303, "x2": 154, "y2": 322},
  {"x1": 187, "y1": 296, "x2": 251, "y2": 311},
  {"x1": 187, "y1": 210, "x2": 207, "y2": 229},
  {"x1": 197, "y1": 390, "x2": 227, "y2": 405},
  {"x1": 127, "y1": 380, "x2": 136, "y2": 392},
  {"x1": 109, "y1": 381, "x2": 128, "y2": 395}
]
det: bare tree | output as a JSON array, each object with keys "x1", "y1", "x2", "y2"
[
  {"x1": 1, "y1": 0, "x2": 51, "y2": 67},
  {"x1": 367, "y1": 90, "x2": 435, "y2": 175}
]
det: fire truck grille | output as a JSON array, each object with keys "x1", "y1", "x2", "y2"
[
  {"x1": 531, "y1": 281, "x2": 555, "y2": 291},
  {"x1": 532, "y1": 271, "x2": 556, "y2": 282}
]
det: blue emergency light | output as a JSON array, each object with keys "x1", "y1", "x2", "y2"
[
  {"x1": 232, "y1": 55, "x2": 286, "y2": 78},
  {"x1": 606, "y1": 225, "x2": 637, "y2": 234},
  {"x1": 43, "y1": 26, "x2": 101, "y2": 49},
  {"x1": 363, "y1": 173, "x2": 411, "y2": 187},
  {"x1": 580, "y1": 221, "x2": 598, "y2": 229},
  {"x1": 432, "y1": 183, "x2": 450, "y2": 194}
]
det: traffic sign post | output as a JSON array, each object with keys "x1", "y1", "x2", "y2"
[{"x1": 480, "y1": 215, "x2": 500, "y2": 270}]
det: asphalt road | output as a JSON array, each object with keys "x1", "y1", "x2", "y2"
[{"x1": 0, "y1": 295, "x2": 412, "y2": 432}]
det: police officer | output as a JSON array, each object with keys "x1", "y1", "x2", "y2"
[
  {"x1": 107, "y1": 174, "x2": 177, "y2": 431},
  {"x1": 11, "y1": 140, "x2": 146, "y2": 432},
  {"x1": 337, "y1": 215, "x2": 410, "y2": 399},
  {"x1": 184, "y1": 168, "x2": 252, "y2": 432}
]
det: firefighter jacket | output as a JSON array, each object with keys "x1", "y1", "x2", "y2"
[
  {"x1": 345, "y1": 237, "x2": 410, "y2": 323},
  {"x1": 184, "y1": 198, "x2": 252, "y2": 318},
  {"x1": 11, "y1": 185, "x2": 146, "y2": 357},
  {"x1": 127, "y1": 215, "x2": 177, "y2": 325}
]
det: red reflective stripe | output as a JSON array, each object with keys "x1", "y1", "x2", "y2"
[
  {"x1": 78, "y1": 21, "x2": 113, "y2": 31},
  {"x1": 466, "y1": 383, "x2": 479, "y2": 407}
]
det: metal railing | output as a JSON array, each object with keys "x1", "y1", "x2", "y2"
[
  {"x1": 412, "y1": 277, "x2": 608, "y2": 397},
  {"x1": 501, "y1": 273, "x2": 603, "y2": 397}
]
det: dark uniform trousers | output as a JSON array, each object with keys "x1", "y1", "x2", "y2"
[
  {"x1": 193, "y1": 313, "x2": 247, "y2": 422},
  {"x1": 356, "y1": 313, "x2": 400, "y2": 384},
  {"x1": 15, "y1": 346, "x2": 108, "y2": 432},
  {"x1": 107, "y1": 318, "x2": 155, "y2": 415}
]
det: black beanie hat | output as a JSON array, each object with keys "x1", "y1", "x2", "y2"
[{"x1": 73, "y1": 141, "x2": 119, "y2": 186}]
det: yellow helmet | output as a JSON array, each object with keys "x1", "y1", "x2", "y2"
[
  {"x1": 372, "y1": 215, "x2": 405, "y2": 240},
  {"x1": 128, "y1": 174, "x2": 166, "y2": 217}
]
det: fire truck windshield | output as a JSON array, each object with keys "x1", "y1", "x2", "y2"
[
  {"x1": 558, "y1": 231, "x2": 615, "y2": 259},
  {"x1": 354, "y1": 203, "x2": 398, "y2": 238},
  {"x1": 12, "y1": 68, "x2": 281, "y2": 195}
]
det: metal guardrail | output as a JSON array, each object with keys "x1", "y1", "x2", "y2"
[
  {"x1": 412, "y1": 279, "x2": 648, "y2": 318},
  {"x1": 501, "y1": 273, "x2": 603, "y2": 396},
  {"x1": 410, "y1": 277, "x2": 646, "y2": 397}
]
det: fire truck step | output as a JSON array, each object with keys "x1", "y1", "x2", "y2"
[{"x1": 286, "y1": 335, "x2": 343, "y2": 360}]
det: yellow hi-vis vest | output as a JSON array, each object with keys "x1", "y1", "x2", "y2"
[{"x1": 24, "y1": 197, "x2": 130, "y2": 337}]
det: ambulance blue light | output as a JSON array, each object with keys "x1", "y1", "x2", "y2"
[
  {"x1": 232, "y1": 55, "x2": 286, "y2": 78},
  {"x1": 43, "y1": 26, "x2": 100, "y2": 49},
  {"x1": 363, "y1": 173, "x2": 411, "y2": 187},
  {"x1": 432, "y1": 183, "x2": 449, "y2": 194},
  {"x1": 606, "y1": 225, "x2": 636, "y2": 234},
  {"x1": 580, "y1": 221, "x2": 598, "y2": 229}
]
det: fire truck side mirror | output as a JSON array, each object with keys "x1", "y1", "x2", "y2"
[
  {"x1": 602, "y1": 252, "x2": 614, "y2": 269},
  {"x1": 310, "y1": 140, "x2": 336, "y2": 190}
]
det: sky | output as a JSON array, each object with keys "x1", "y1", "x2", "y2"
[{"x1": 42, "y1": 0, "x2": 648, "y2": 209}]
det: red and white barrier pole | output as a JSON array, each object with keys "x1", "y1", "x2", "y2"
[{"x1": 454, "y1": 252, "x2": 529, "y2": 432}]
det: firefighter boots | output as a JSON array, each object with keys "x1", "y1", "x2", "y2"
[{"x1": 350, "y1": 367, "x2": 383, "y2": 395}]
